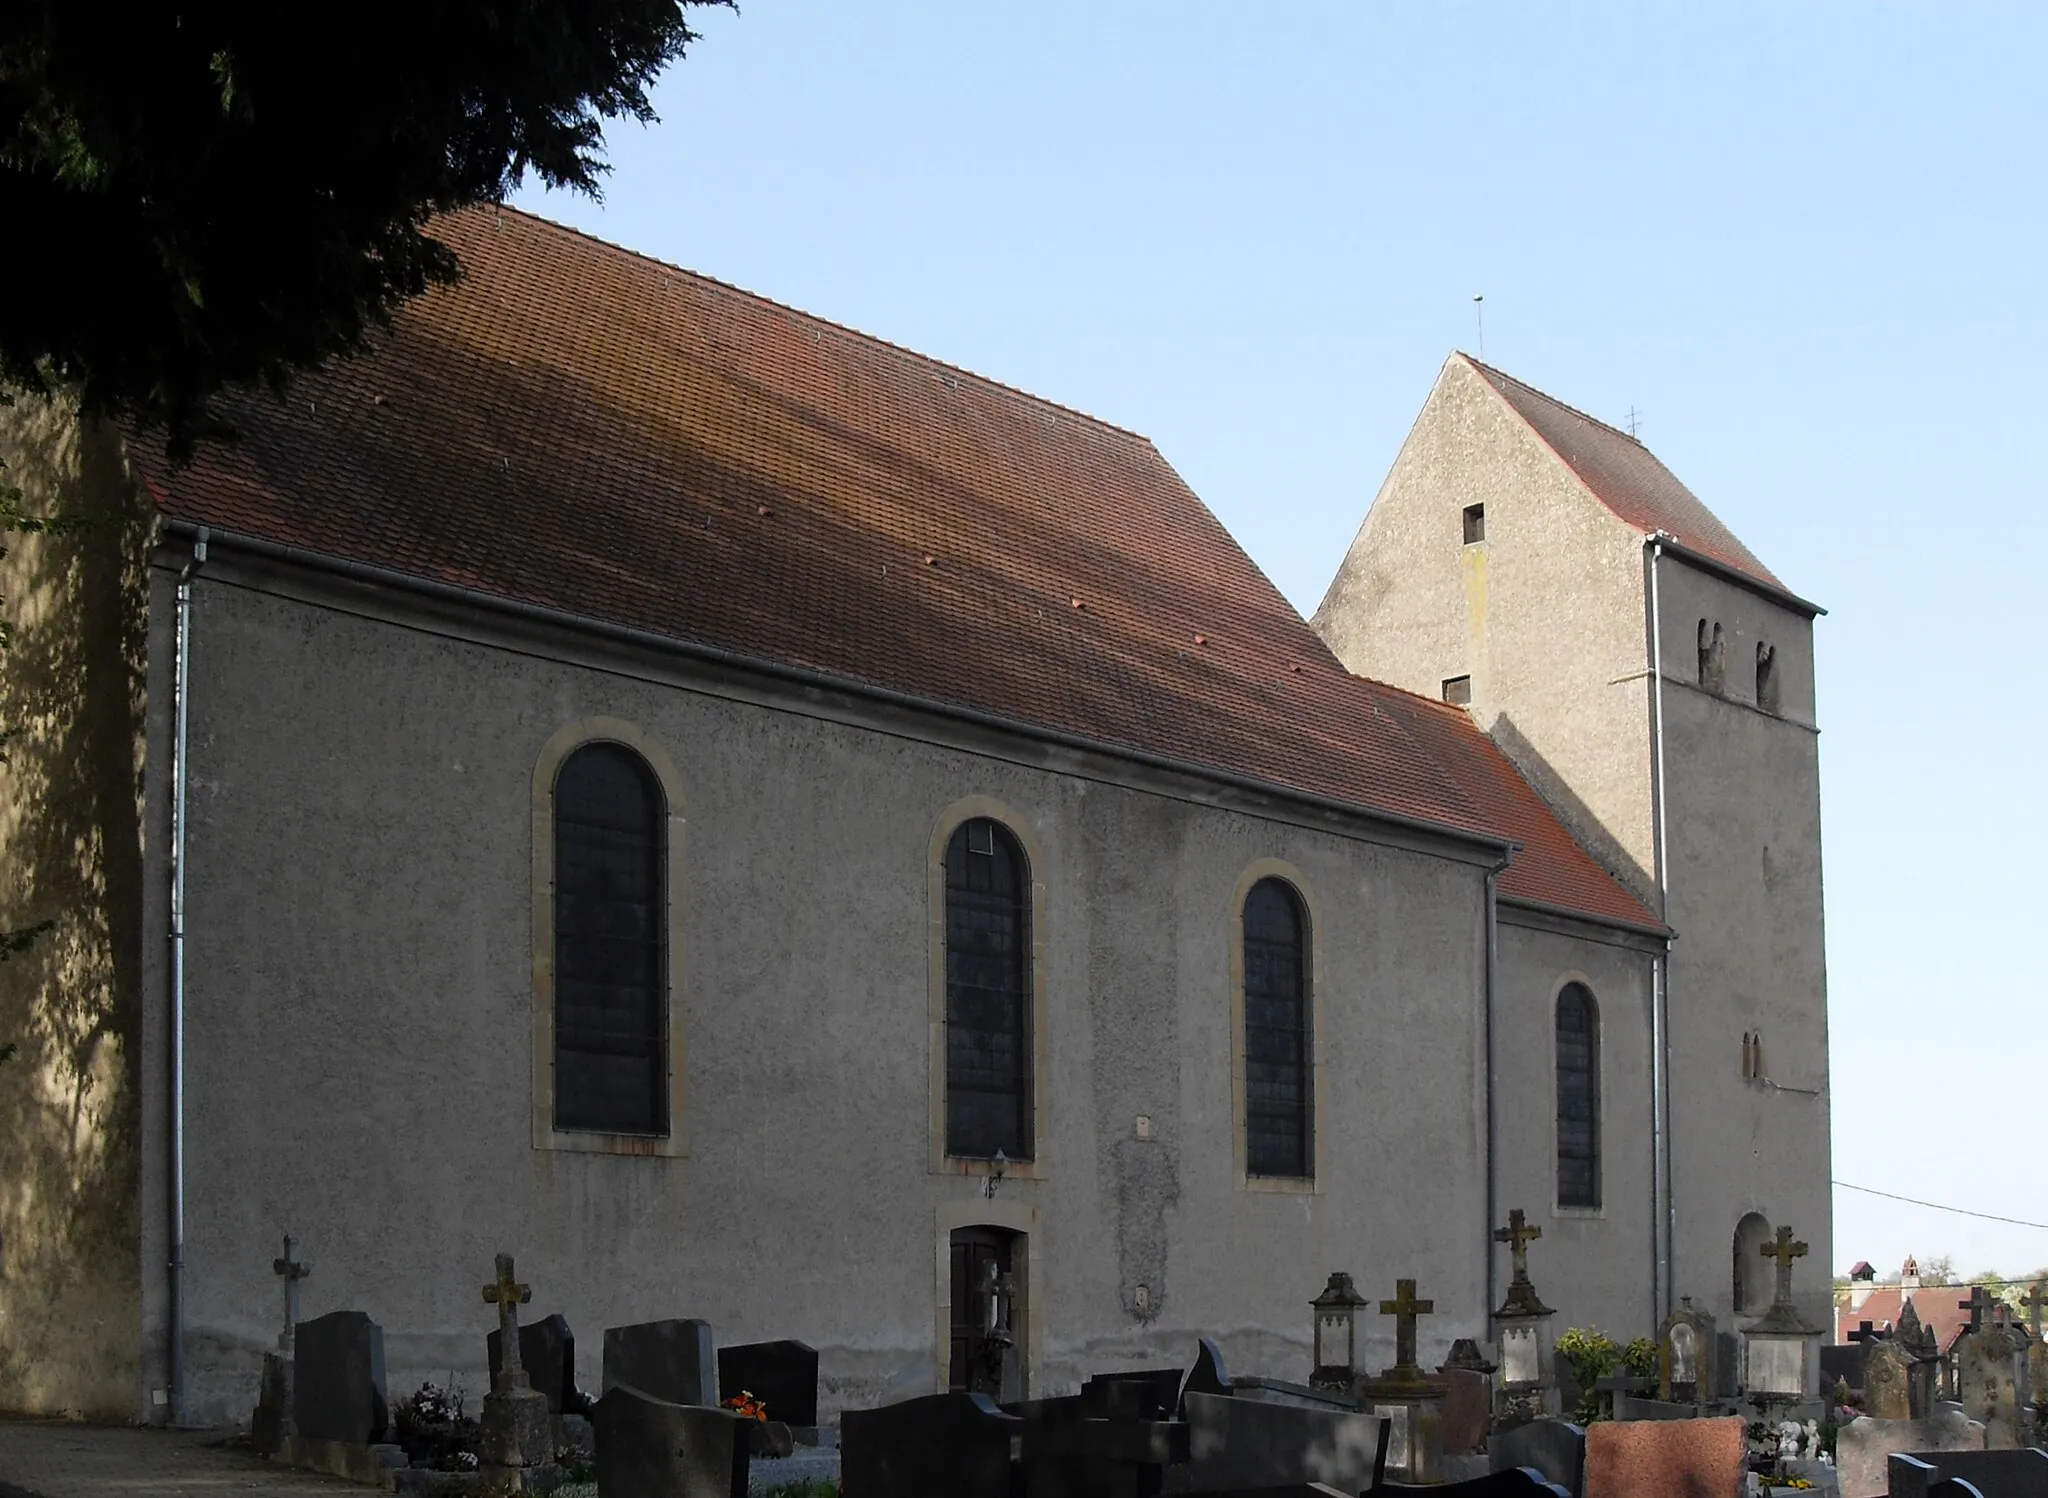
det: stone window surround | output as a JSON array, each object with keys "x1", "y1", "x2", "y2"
[
  {"x1": 932, "y1": 1199, "x2": 1042, "y2": 1397},
  {"x1": 1549, "y1": 972, "x2": 1605, "y2": 1219},
  {"x1": 1229, "y1": 858, "x2": 1326, "y2": 1194},
  {"x1": 530, "y1": 716, "x2": 690, "y2": 1157},
  {"x1": 928, "y1": 796, "x2": 1051, "y2": 1181}
]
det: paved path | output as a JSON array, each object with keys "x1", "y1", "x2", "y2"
[{"x1": 0, "y1": 1419, "x2": 360, "y2": 1498}]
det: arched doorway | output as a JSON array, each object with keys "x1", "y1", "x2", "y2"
[
  {"x1": 1733, "y1": 1212, "x2": 1773, "y2": 1315},
  {"x1": 949, "y1": 1226, "x2": 1024, "y2": 1400}
]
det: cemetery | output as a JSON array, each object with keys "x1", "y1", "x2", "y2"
[{"x1": 210, "y1": 1214, "x2": 2048, "y2": 1498}]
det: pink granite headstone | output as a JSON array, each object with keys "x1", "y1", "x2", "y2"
[{"x1": 1583, "y1": 1414, "x2": 1745, "y2": 1498}]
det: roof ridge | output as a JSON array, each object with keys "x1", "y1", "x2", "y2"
[
  {"x1": 1458, "y1": 352, "x2": 1646, "y2": 450},
  {"x1": 481, "y1": 204, "x2": 1157, "y2": 448}
]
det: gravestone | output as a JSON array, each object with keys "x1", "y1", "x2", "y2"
[
  {"x1": 1887, "y1": 1449, "x2": 2048, "y2": 1498},
  {"x1": 1955, "y1": 1328, "x2": 2025, "y2": 1448},
  {"x1": 1898, "y1": 1302, "x2": 1942, "y2": 1417},
  {"x1": 1834, "y1": 1409, "x2": 1987, "y2": 1498},
  {"x1": 253, "y1": 1235, "x2": 312, "y2": 1457},
  {"x1": 1167, "y1": 1391, "x2": 1384, "y2": 1494},
  {"x1": 1867, "y1": 1339, "x2": 1917, "y2": 1421},
  {"x1": 479, "y1": 1253, "x2": 554, "y2": 1479},
  {"x1": 594, "y1": 1383, "x2": 747, "y2": 1498},
  {"x1": 293, "y1": 1310, "x2": 389, "y2": 1445},
  {"x1": 1611, "y1": 1391, "x2": 1700, "y2": 1421},
  {"x1": 841, "y1": 1391, "x2": 1021, "y2": 1498},
  {"x1": 489, "y1": 1311, "x2": 580, "y2": 1416},
  {"x1": 716, "y1": 1339, "x2": 819, "y2": 1428},
  {"x1": 1084, "y1": 1368, "x2": 1186, "y2": 1420},
  {"x1": 1439, "y1": 1365, "x2": 1490, "y2": 1455},
  {"x1": 1017, "y1": 1379, "x2": 1190, "y2": 1498},
  {"x1": 1657, "y1": 1296, "x2": 1715, "y2": 1408},
  {"x1": 1490, "y1": 1419, "x2": 1585, "y2": 1498},
  {"x1": 602, "y1": 1318, "x2": 718, "y2": 1407},
  {"x1": 1356, "y1": 1277, "x2": 1447, "y2": 1484},
  {"x1": 1581, "y1": 1415, "x2": 1744, "y2": 1498},
  {"x1": 1181, "y1": 1338, "x2": 1231, "y2": 1408}
]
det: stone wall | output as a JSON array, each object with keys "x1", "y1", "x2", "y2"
[{"x1": 153, "y1": 552, "x2": 1520, "y2": 1424}]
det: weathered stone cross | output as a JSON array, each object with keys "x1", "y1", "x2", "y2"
[
  {"x1": 272, "y1": 1235, "x2": 310, "y2": 1353},
  {"x1": 483, "y1": 1253, "x2": 533, "y2": 1389},
  {"x1": 2021, "y1": 1281, "x2": 2047, "y2": 1338},
  {"x1": 1494, "y1": 1208, "x2": 1542, "y2": 1286},
  {"x1": 1848, "y1": 1320, "x2": 1885, "y2": 1345},
  {"x1": 1760, "y1": 1225, "x2": 1808, "y2": 1307},
  {"x1": 1957, "y1": 1285, "x2": 1998, "y2": 1332},
  {"x1": 1379, "y1": 1278, "x2": 1434, "y2": 1376}
]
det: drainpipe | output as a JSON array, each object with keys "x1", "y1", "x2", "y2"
[
  {"x1": 168, "y1": 526, "x2": 208, "y2": 1425},
  {"x1": 1483, "y1": 862, "x2": 1504, "y2": 1318},
  {"x1": 1646, "y1": 533, "x2": 1674, "y2": 1322}
]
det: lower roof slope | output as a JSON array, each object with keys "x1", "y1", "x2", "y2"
[{"x1": 135, "y1": 206, "x2": 1657, "y2": 932}]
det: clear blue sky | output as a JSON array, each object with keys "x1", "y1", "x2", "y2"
[{"x1": 515, "y1": 2, "x2": 2046, "y2": 1284}]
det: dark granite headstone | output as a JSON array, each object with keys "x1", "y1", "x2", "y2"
[
  {"x1": 602, "y1": 1318, "x2": 717, "y2": 1407},
  {"x1": 1715, "y1": 1331, "x2": 1742, "y2": 1399},
  {"x1": 1611, "y1": 1391, "x2": 1702, "y2": 1421},
  {"x1": 1437, "y1": 1474, "x2": 1574, "y2": 1498},
  {"x1": 1489, "y1": 1419, "x2": 1585, "y2": 1498},
  {"x1": 293, "y1": 1310, "x2": 389, "y2": 1445},
  {"x1": 1163, "y1": 1391, "x2": 1384, "y2": 1494},
  {"x1": 594, "y1": 1384, "x2": 747, "y2": 1498},
  {"x1": 1887, "y1": 1448, "x2": 2048, "y2": 1498},
  {"x1": 1015, "y1": 1381, "x2": 1190, "y2": 1498},
  {"x1": 1824, "y1": 1343, "x2": 1870, "y2": 1392},
  {"x1": 1439, "y1": 1366, "x2": 1490, "y2": 1454},
  {"x1": 841, "y1": 1392, "x2": 1021, "y2": 1498},
  {"x1": 489, "y1": 1311, "x2": 579, "y2": 1415},
  {"x1": 1180, "y1": 1338, "x2": 1231, "y2": 1412},
  {"x1": 716, "y1": 1339, "x2": 819, "y2": 1428},
  {"x1": 1084, "y1": 1368, "x2": 1186, "y2": 1420}
]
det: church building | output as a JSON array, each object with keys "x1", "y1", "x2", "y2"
[{"x1": 0, "y1": 207, "x2": 1829, "y2": 1424}]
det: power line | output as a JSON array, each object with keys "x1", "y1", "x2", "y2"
[{"x1": 1834, "y1": 1180, "x2": 2048, "y2": 1232}]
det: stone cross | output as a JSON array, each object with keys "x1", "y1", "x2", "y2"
[
  {"x1": 1958, "y1": 1285, "x2": 1998, "y2": 1332},
  {"x1": 483, "y1": 1253, "x2": 533, "y2": 1390},
  {"x1": 1760, "y1": 1225, "x2": 1808, "y2": 1307},
  {"x1": 1848, "y1": 1320, "x2": 1885, "y2": 1345},
  {"x1": 1379, "y1": 1278, "x2": 1434, "y2": 1376},
  {"x1": 1494, "y1": 1208, "x2": 1541, "y2": 1287},
  {"x1": 2021, "y1": 1281, "x2": 2047, "y2": 1338},
  {"x1": 272, "y1": 1235, "x2": 310, "y2": 1353}
]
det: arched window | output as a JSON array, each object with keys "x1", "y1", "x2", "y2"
[
  {"x1": 1734, "y1": 1212, "x2": 1774, "y2": 1314},
  {"x1": 945, "y1": 818, "x2": 1032, "y2": 1160},
  {"x1": 1697, "y1": 619, "x2": 1725, "y2": 692},
  {"x1": 1244, "y1": 878, "x2": 1312, "y2": 1179},
  {"x1": 553, "y1": 743, "x2": 668, "y2": 1135},
  {"x1": 1755, "y1": 642, "x2": 1780, "y2": 712},
  {"x1": 1555, "y1": 982, "x2": 1600, "y2": 1208}
]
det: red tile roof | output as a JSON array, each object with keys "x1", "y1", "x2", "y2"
[
  {"x1": 133, "y1": 206, "x2": 1658, "y2": 932},
  {"x1": 1464, "y1": 356, "x2": 1786, "y2": 592},
  {"x1": 1836, "y1": 1286, "x2": 1993, "y2": 1354}
]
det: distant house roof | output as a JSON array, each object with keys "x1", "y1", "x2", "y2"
[
  {"x1": 132, "y1": 206, "x2": 1659, "y2": 933},
  {"x1": 1464, "y1": 356, "x2": 1810, "y2": 609},
  {"x1": 1836, "y1": 1286, "x2": 1993, "y2": 1355}
]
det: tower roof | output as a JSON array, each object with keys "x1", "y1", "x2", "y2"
[{"x1": 1463, "y1": 355, "x2": 1794, "y2": 599}]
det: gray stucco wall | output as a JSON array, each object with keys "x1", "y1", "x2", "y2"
[
  {"x1": 0, "y1": 400, "x2": 153, "y2": 1418},
  {"x1": 1314, "y1": 356, "x2": 1659, "y2": 905},
  {"x1": 155, "y1": 554, "x2": 1538, "y2": 1424},
  {"x1": 1493, "y1": 918, "x2": 1658, "y2": 1342},
  {"x1": 1653, "y1": 560, "x2": 1832, "y2": 1335}
]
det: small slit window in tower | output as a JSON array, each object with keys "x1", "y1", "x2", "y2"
[
  {"x1": 1441, "y1": 675, "x2": 1472, "y2": 706},
  {"x1": 1462, "y1": 504, "x2": 1486, "y2": 544},
  {"x1": 1697, "y1": 620, "x2": 1725, "y2": 692}
]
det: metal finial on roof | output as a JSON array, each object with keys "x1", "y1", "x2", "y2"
[{"x1": 1471, "y1": 294, "x2": 1485, "y2": 361}]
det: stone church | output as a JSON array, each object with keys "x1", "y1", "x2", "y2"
[{"x1": 0, "y1": 206, "x2": 1829, "y2": 1424}]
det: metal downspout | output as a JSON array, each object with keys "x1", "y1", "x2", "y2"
[
  {"x1": 168, "y1": 527, "x2": 208, "y2": 1425},
  {"x1": 1647, "y1": 533, "x2": 1674, "y2": 1322},
  {"x1": 1483, "y1": 863, "x2": 1503, "y2": 1317}
]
